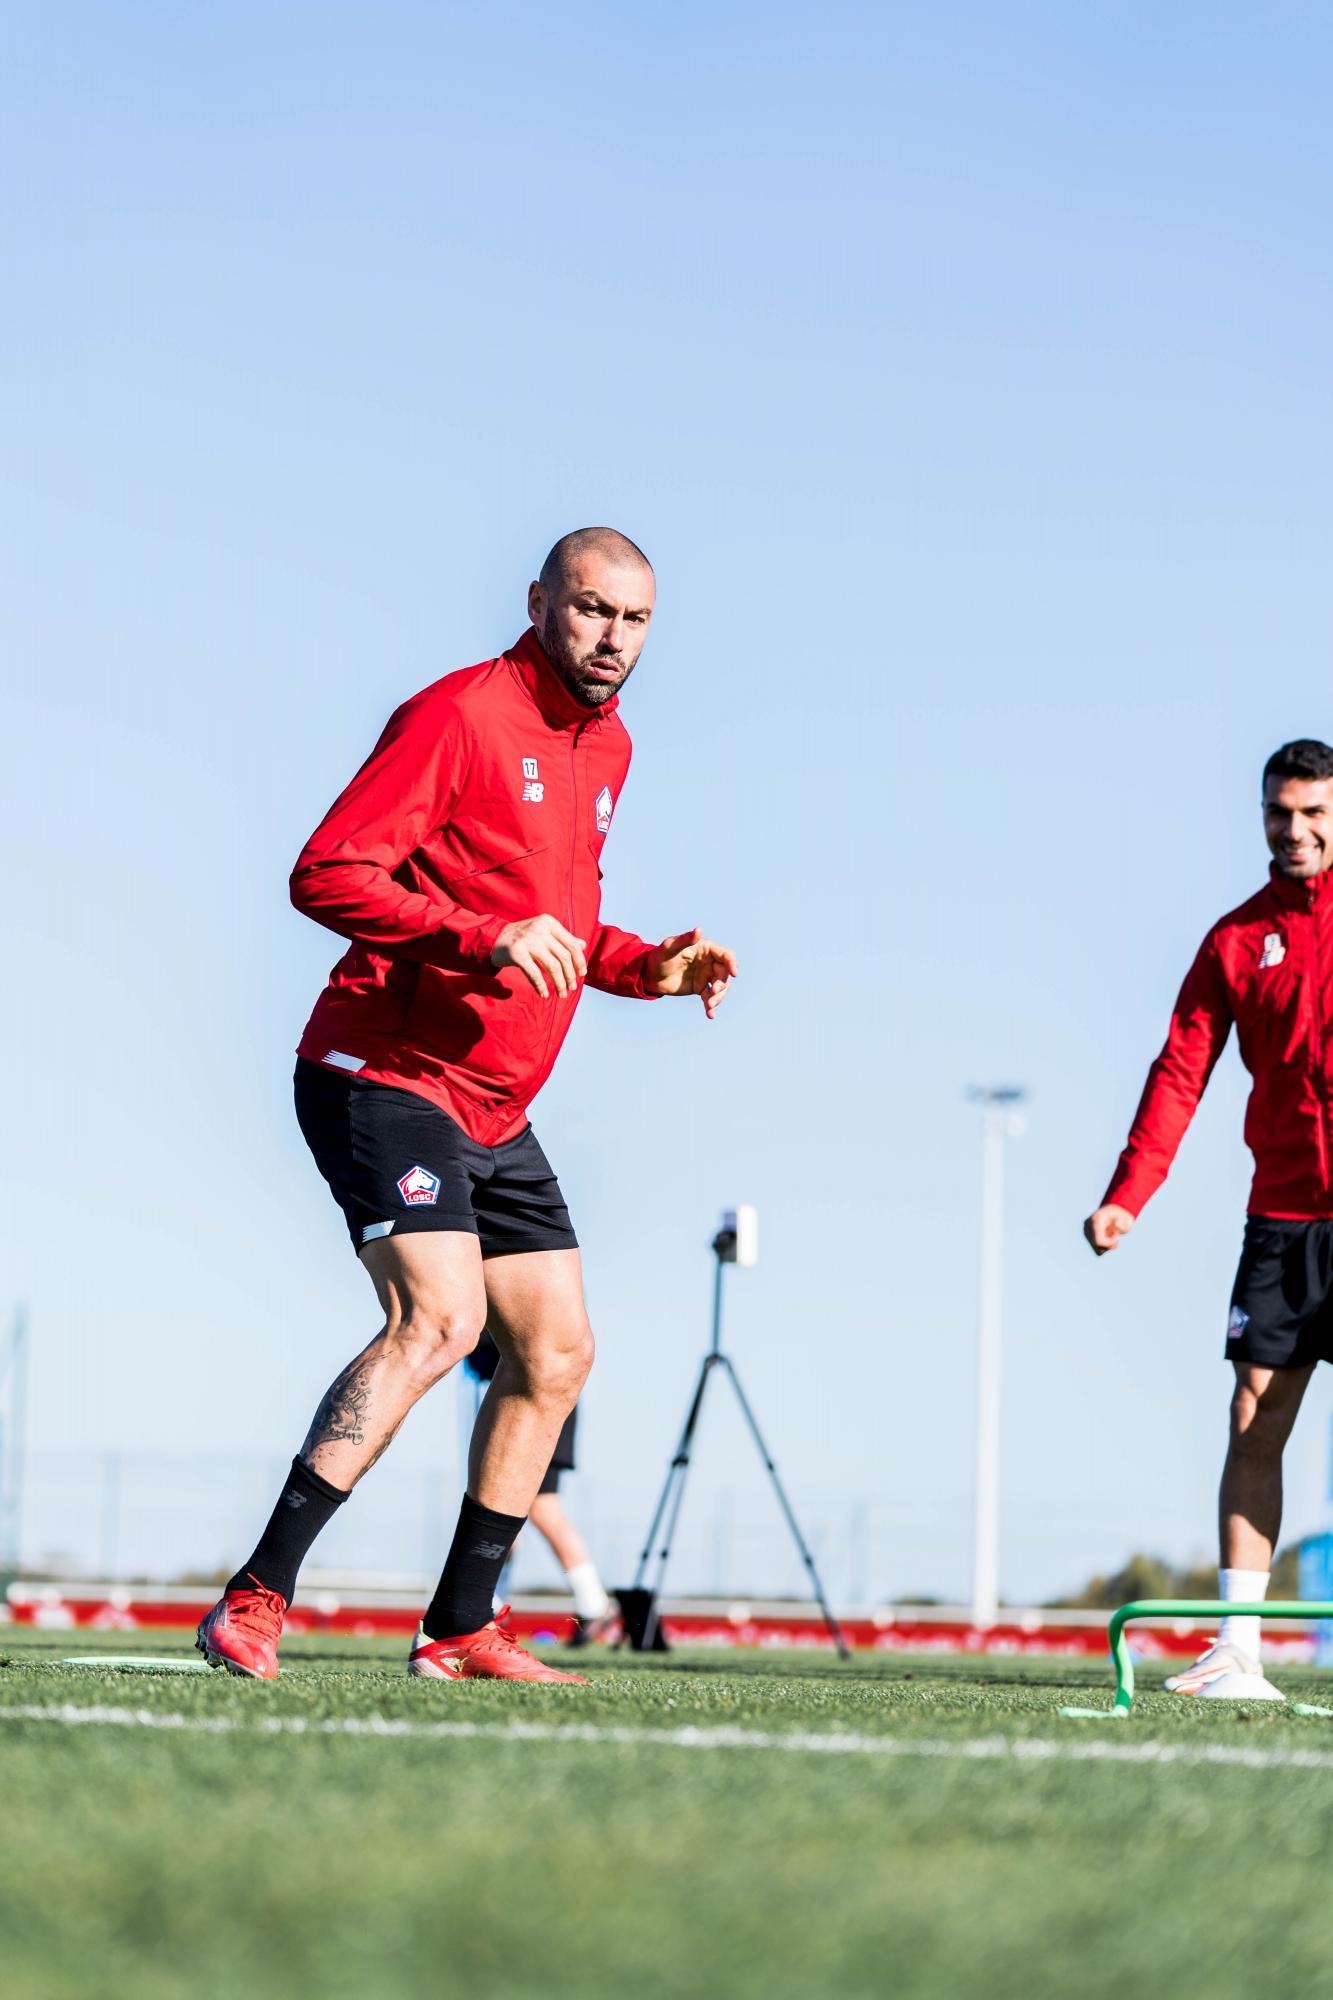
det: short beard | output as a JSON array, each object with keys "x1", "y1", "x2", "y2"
[
  {"x1": 541, "y1": 612, "x2": 634, "y2": 708},
  {"x1": 1275, "y1": 852, "x2": 1324, "y2": 878}
]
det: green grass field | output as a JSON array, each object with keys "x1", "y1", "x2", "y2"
[{"x1": 4, "y1": 1626, "x2": 1333, "y2": 2000}]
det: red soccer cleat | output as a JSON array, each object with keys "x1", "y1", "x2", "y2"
[
  {"x1": 195, "y1": 1575, "x2": 287, "y2": 1680},
  {"x1": 408, "y1": 1606, "x2": 587, "y2": 1683}
]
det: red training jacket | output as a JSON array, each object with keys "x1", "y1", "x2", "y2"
[
  {"x1": 1104, "y1": 866, "x2": 1333, "y2": 1220},
  {"x1": 292, "y1": 629, "x2": 658, "y2": 1144}
]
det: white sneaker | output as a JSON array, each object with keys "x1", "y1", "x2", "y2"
[{"x1": 1163, "y1": 1639, "x2": 1284, "y2": 1700}]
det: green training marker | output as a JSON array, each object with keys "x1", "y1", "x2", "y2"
[
  {"x1": 1055, "y1": 1600, "x2": 1333, "y2": 1718},
  {"x1": 1108, "y1": 1600, "x2": 1333, "y2": 1715}
]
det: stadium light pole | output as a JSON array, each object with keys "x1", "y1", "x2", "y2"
[
  {"x1": 0, "y1": 1303, "x2": 29, "y2": 1584},
  {"x1": 966, "y1": 1088, "x2": 1026, "y2": 1630}
]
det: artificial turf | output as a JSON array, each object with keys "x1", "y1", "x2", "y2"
[{"x1": 3, "y1": 1626, "x2": 1333, "y2": 2000}]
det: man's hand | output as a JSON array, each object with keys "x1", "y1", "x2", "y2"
[
  {"x1": 1084, "y1": 1205, "x2": 1136, "y2": 1256},
  {"x1": 492, "y1": 915, "x2": 587, "y2": 1000},
  {"x1": 645, "y1": 928, "x2": 738, "y2": 1019}
]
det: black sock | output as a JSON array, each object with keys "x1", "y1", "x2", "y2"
[
  {"x1": 227, "y1": 1457, "x2": 349, "y2": 1605},
  {"x1": 423, "y1": 1494, "x2": 526, "y2": 1640}
]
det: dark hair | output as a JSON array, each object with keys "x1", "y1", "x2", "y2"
[{"x1": 1263, "y1": 739, "x2": 1333, "y2": 787}]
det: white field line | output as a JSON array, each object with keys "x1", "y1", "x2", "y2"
[{"x1": 2, "y1": 1703, "x2": 1333, "y2": 1771}]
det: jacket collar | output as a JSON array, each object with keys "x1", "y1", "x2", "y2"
[
  {"x1": 506, "y1": 627, "x2": 617, "y2": 731},
  {"x1": 1269, "y1": 861, "x2": 1333, "y2": 911}
]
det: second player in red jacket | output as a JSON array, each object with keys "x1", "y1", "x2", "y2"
[{"x1": 1086, "y1": 737, "x2": 1333, "y2": 1702}]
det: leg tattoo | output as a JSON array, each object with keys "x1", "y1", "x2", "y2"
[{"x1": 301, "y1": 1354, "x2": 382, "y2": 1458}]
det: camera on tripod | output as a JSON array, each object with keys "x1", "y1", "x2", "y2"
[
  {"x1": 711, "y1": 1204, "x2": 758, "y2": 1269},
  {"x1": 619, "y1": 1202, "x2": 848, "y2": 1658}
]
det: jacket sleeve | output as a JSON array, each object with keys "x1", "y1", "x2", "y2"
[
  {"x1": 584, "y1": 921, "x2": 660, "y2": 998},
  {"x1": 1102, "y1": 930, "x2": 1234, "y2": 1216},
  {"x1": 290, "y1": 693, "x2": 507, "y2": 966}
]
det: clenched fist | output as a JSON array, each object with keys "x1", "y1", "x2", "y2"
[
  {"x1": 1083, "y1": 1205, "x2": 1136, "y2": 1256},
  {"x1": 492, "y1": 914, "x2": 588, "y2": 1000}
]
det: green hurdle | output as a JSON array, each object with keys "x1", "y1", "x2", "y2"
[{"x1": 1058, "y1": 1599, "x2": 1333, "y2": 1719}]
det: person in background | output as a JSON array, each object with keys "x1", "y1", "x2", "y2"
[{"x1": 1085, "y1": 738, "x2": 1333, "y2": 1698}]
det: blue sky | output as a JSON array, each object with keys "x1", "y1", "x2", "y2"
[{"x1": 5, "y1": 3, "x2": 1333, "y2": 1601}]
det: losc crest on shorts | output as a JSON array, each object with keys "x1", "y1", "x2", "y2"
[
  {"x1": 293, "y1": 1058, "x2": 578, "y2": 1258},
  {"x1": 1226, "y1": 1217, "x2": 1333, "y2": 1367}
]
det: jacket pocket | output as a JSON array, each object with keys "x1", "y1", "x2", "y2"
[
  {"x1": 434, "y1": 826, "x2": 552, "y2": 884},
  {"x1": 444, "y1": 840, "x2": 554, "y2": 922},
  {"x1": 403, "y1": 839, "x2": 557, "y2": 1064},
  {"x1": 403, "y1": 958, "x2": 551, "y2": 1081}
]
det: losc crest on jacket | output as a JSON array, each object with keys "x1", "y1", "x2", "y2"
[
  {"x1": 1106, "y1": 866, "x2": 1333, "y2": 1220},
  {"x1": 292, "y1": 629, "x2": 656, "y2": 1145}
]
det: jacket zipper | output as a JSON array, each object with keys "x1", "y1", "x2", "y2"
[
  {"x1": 1312, "y1": 880, "x2": 1332, "y2": 1196},
  {"x1": 567, "y1": 721, "x2": 586, "y2": 935},
  {"x1": 533, "y1": 718, "x2": 589, "y2": 1085}
]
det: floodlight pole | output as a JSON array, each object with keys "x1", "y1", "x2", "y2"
[
  {"x1": 0, "y1": 1303, "x2": 30, "y2": 1584},
  {"x1": 967, "y1": 1089, "x2": 1025, "y2": 1630}
]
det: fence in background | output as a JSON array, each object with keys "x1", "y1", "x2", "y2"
[{"x1": 13, "y1": 1444, "x2": 1121, "y2": 1607}]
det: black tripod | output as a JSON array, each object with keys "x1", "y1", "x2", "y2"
[{"x1": 624, "y1": 1222, "x2": 850, "y2": 1658}]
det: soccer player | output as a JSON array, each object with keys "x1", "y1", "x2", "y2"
[
  {"x1": 196, "y1": 528, "x2": 737, "y2": 1683},
  {"x1": 1084, "y1": 739, "x2": 1333, "y2": 1696}
]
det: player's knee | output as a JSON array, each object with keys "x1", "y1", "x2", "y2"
[
  {"x1": 388, "y1": 1297, "x2": 484, "y2": 1383},
  {"x1": 565, "y1": 1323, "x2": 595, "y2": 1395},
  {"x1": 522, "y1": 1324, "x2": 594, "y2": 1409},
  {"x1": 1228, "y1": 1384, "x2": 1288, "y2": 1458},
  {"x1": 1229, "y1": 1385, "x2": 1263, "y2": 1449}
]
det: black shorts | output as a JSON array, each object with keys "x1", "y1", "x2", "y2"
[
  {"x1": 294, "y1": 1058, "x2": 579, "y2": 1259},
  {"x1": 1227, "y1": 1218, "x2": 1333, "y2": 1367},
  {"x1": 464, "y1": 1332, "x2": 578, "y2": 1493}
]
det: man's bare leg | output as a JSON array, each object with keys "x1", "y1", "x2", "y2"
[
  {"x1": 298, "y1": 1231, "x2": 488, "y2": 1486},
  {"x1": 529, "y1": 1491, "x2": 614, "y2": 1630},
  {"x1": 470, "y1": 1249, "x2": 594, "y2": 1508},
  {"x1": 419, "y1": 1249, "x2": 593, "y2": 1641},
  {"x1": 222, "y1": 1232, "x2": 486, "y2": 1604},
  {"x1": 1162, "y1": 1361, "x2": 1314, "y2": 1693},
  {"x1": 529, "y1": 1492, "x2": 591, "y2": 1573},
  {"x1": 200, "y1": 1231, "x2": 490, "y2": 1674},
  {"x1": 1220, "y1": 1360, "x2": 1313, "y2": 1570},
  {"x1": 1206, "y1": 1360, "x2": 1314, "y2": 1665}
]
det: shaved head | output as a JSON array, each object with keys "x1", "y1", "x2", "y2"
[
  {"x1": 528, "y1": 527, "x2": 657, "y2": 708},
  {"x1": 539, "y1": 526, "x2": 653, "y2": 595}
]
